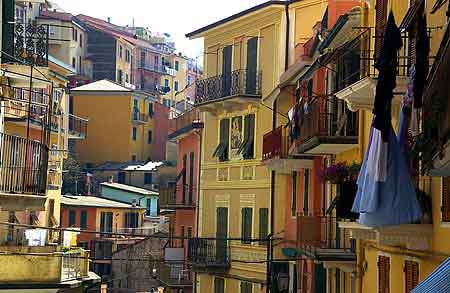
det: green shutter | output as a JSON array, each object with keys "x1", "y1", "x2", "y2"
[
  {"x1": 213, "y1": 119, "x2": 230, "y2": 161},
  {"x1": 189, "y1": 152, "x2": 194, "y2": 204},
  {"x1": 239, "y1": 114, "x2": 255, "y2": 159},
  {"x1": 214, "y1": 278, "x2": 225, "y2": 293},
  {"x1": 80, "y1": 211, "x2": 87, "y2": 229},
  {"x1": 216, "y1": 207, "x2": 228, "y2": 263},
  {"x1": 2, "y1": 0, "x2": 14, "y2": 59},
  {"x1": 241, "y1": 208, "x2": 252, "y2": 244},
  {"x1": 259, "y1": 208, "x2": 269, "y2": 245},
  {"x1": 246, "y1": 37, "x2": 258, "y2": 94}
]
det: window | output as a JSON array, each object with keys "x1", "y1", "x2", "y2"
[
  {"x1": 404, "y1": 260, "x2": 419, "y2": 293},
  {"x1": 307, "y1": 79, "x2": 313, "y2": 97},
  {"x1": 126, "y1": 73, "x2": 129, "y2": 83},
  {"x1": 69, "y1": 210, "x2": 76, "y2": 227},
  {"x1": 79, "y1": 33, "x2": 82, "y2": 47},
  {"x1": 182, "y1": 154, "x2": 187, "y2": 204},
  {"x1": 187, "y1": 226, "x2": 192, "y2": 239},
  {"x1": 442, "y1": 177, "x2": 450, "y2": 222},
  {"x1": 124, "y1": 212, "x2": 139, "y2": 228},
  {"x1": 148, "y1": 102, "x2": 154, "y2": 116},
  {"x1": 292, "y1": 171, "x2": 297, "y2": 217},
  {"x1": 187, "y1": 75, "x2": 192, "y2": 85},
  {"x1": 126, "y1": 49, "x2": 131, "y2": 63},
  {"x1": 189, "y1": 152, "x2": 194, "y2": 204},
  {"x1": 118, "y1": 171, "x2": 126, "y2": 184},
  {"x1": 141, "y1": 77, "x2": 145, "y2": 90},
  {"x1": 240, "y1": 281, "x2": 252, "y2": 293},
  {"x1": 100, "y1": 212, "x2": 113, "y2": 232},
  {"x1": 118, "y1": 69, "x2": 123, "y2": 83},
  {"x1": 119, "y1": 45, "x2": 123, "y2": 59},
  {"x1": 214, "y1": 277, "x2": 225, "y2": 293},
  {"x1": 259, "y1": 208, "x2": 268, "y2": 245},
  {"x1": 79, "y1": 56, "x2": 82, "y2": 72},
  {"x1": 240, "y1": 114, "x2": 255, "y2": 159},
  {"x1": 241, "y1": 207, "x2": 252, "y2": 244},
  {"x1": 146, "y1": 198, "x2": 152, "y2": 216},
  {"x1": 140, "y1": 51, "x2": 146, "y2": 67},
  {"x1": 80, "y1": 210, "x2": 87, "y2": 229},
  {"x1": 180, "y1": 225, "x2": 185, "y2": 247},
  {"x1": 378, "y1": 256, "x2": 390, "y2": 293},
  {"x1": 132, "y1": 127, "x2": 137, "y2": 140},
  {"x1": 131, "y1": 155, "x2": 137, "y2": 161},
  {"x1": 174, "y1": 80, "x2": 179, "y2": 92},
  {"x1": 148, "y1": 130, "x2": 152, "y2": 144},
  {"x1": 175, "y1": 60, "x2": 180, "y2": 70},
  {"x1": 154, "y1": 55, "x2": 159, "y2": 68},
  {"x1": 144, "y1": 173, "x2": 152, "y2": 185},
  {"x1": 72, "y1": 57, "x2": 76, "y2": 69},
  {"x1": 213, "y1": 119, "x2": 230, "y2": 161},
  {"x1": 73, "y1": 29, "x2": 77, "y2": 41},
  {"x1": 303, "y1": 169, "x2": 310, "y2": 214}
]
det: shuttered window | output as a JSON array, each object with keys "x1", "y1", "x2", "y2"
[
  {"x1": 259, "y1": 208, "x2": 269, "y2": 245},
  {"x1": 69, "y1": 210, "x2": 76, "y2": 227},
  {"x1": 375, "y1": 0, "x2": 388, "y2": 59},
  {"x1": 404, "y1": 260, "x2": 419, "y2": 293},
  {"x1": 214, "y1": 277, "x2": 225, "y2": 293},
  {"x1": 100, "y1": 212, "x2": 113, "y2": 234},
  {"x1": 246, "y1": 37, "x2": 258, "y2": 95},
  {"x1": 80, "y1": 210, "x2": 87, "y2": 229},
  {"x1": 182, "y1": 154, "x2": 187, "y2": 204},
  {"x1": 241, "y1": 208, "x2": 253, "y2": 244},
  {"x1": 189, "y1": 152, "x2": 194, "y2": 204},
  {"x1": 241, "y1": 281, "x2": 253, "y2": 293},
  {"x1": 292, "y1": 172, "x2": 298, "y2": 217},
  {"x1": 125, "y1": 212, "x2": 139, "y2": 228},
  {"x1": 239, "y1": 114, "x2": 255, "y2": 159},
  {"x1": 378, "y1": 256, "x2": 390, "y2": 293},
  {"x1": 213, "y1": 119, "x2": 230, "y2": 161},
  {"x1": 442, "y1": 177, "x2": 450, "y2": 222}
]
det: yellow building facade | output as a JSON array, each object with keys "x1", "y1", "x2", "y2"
[
  {"x1": 160, "y1": 53, "x2": 189, "y2": 111},
  {"x1": 70, "y1": 79, "x2": 156, "y2": 165}
]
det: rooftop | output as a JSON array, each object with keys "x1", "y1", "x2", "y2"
[
  {"x1": 61, "y1": 195, "x2": 145, "y2": 209},
  {"x1": 70, "y1": 79, "x2": 132, "y2": 92},
  {"x1": 101, "y1": 182, "x2": 159, "y2": 196},
  {"x1": 90, "y1": 161, "x2": 164, "y2": 171}
]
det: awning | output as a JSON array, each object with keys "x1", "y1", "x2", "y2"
[
  {"x1": 412, "y1": 257, "x2": 450, "y2": 292},
  {"x1": 399, "y1": 0, "x2": 425, "y2": 31}
]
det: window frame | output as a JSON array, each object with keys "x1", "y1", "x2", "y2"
[{"x1": 132, "y1": 127, "x2": 137, "y2": 141}]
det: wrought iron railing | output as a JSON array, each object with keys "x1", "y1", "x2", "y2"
[
  {"x1": 0, "y1": 132, "x2": 48, "y2": 195},
  {"x1": 158, "y1": 262, "x2": 192, "y2": 287},
  {"x1": 132, "y1": 111, "x2": 149, "y2": 123},
  {"x1": 194, "y1": 69, "x2": 262, "y2": 105},
  {"x1": 13, "y1": 22, "x2": 49, "y2": 67},
  {"x1": 262, "y1": 126, "x2": 289, "y2": 161},
  {"x1": 188, "y1": 238, "x2": 230, "y2": 270},
  {"x1": 68, "y1": 114, "x2": 88, "y2": 139},
  {"x1": 297, "y1": 215, "x2": 355, "y2": 256},
  {"x1": 297, "y1": 98, "x2": 358, "y2": 144}
]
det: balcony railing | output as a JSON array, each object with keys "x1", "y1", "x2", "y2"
[
  {"x1": 169, "y1": 109, "x2": 203, "y2": 139},
  {"x1": 138, "y1": 63, "x2": 168, "y2": 74},
  {"x1": 262, "y1": 126, "x2": 289, "y2": 161},
  {"x1": 10, "y1": 22, "x2": 49, "y2": 67},
  {"x1": 68, "y1": 114, "x2": 88, "y2": 139},
  {"x1": 297, "y1": 215, "x2": 355, "y2": 261},
  {"x1": 132, "y1": 111, "x2": 149, "y2": 123},
  {"x1": 0, "y1": 132, "x2": 48, "y2": 196},
  {"x1": 159, "y1": 185, "x2": 196, "y2": 208},
  {"x1": 158, "y1": 262, "x2": 192, "y2": 287},
  {"x1": 194, "y1": 69, "x2": 262, "y2": 105},
  {"x1": 188, "y1": 238, "x2": 230, "y2": 271}
]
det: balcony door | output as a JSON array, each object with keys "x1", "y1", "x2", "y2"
[
  {"x1": 216, "y1": 207, "x2": 228, "y2": 264},
  {"x1": 246, "y1": 37, "x2": 258, "y2": 95},
  {"x1": 222, "y1": 45, "x2": 232, "y2": 97}
]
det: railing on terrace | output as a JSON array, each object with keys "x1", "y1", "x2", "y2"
[
  {"x1": 159, "y1": 185, "x2": 196, "y2": 208},
  {"x1": 0, "y1": 132, "x2": 48, "y2": 195},
  {"x1": 262, "y1": 126, "x2": 289, "y2": 161},
  {"x1": 132, "y1": 111, "x2": 149, "y2": 123},
  {"x1": 297, "y1": 215, "x2": 355, "y2": 257},
  {"x1": 158, "y1": 262, "x2": 192, "y2": 287},
  {"x1": 188, "y1": 238, "x2": 230, "y2": 270},
  {"x1": 68, "y1": 114, "x2": 88, "y2": 139},
  {"x1": 118, "y1": 227, "x2": 160, "y2": 236},
  {"x1": 173, "y1": 109, "x2": 202, "y2": 132},
  {"x1": 297, "y1": 98, "x2": 358, "y2": 144},
  {"x1": 138, "y1": 63, "x2": 168, "y2": 74},
  {"x1": 194, "y1": 69, "x2": 262, "y2": 105}
]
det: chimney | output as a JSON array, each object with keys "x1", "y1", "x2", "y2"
[{"x1": 107, "y1": 17, "x2": 111, "y2": 23}]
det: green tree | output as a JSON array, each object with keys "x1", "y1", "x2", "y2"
[{"x1": 62, "y1": 152, "x2": 84, "y2": 195}]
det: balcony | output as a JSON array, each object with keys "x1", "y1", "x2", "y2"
[
  {"x1": 194, "y1": 69, "x2": 262, "y2": 112},
  {"x1": 188, "y1": 238, "x2": 230, "y2": 272},
  {"x1": 297, "y1": 215, "x2": 356, "y2": 272},
  {"x1": 68, "y1": 114, "x2": 88, "y2": 140},
  {"x1": 159, "y1": 186, "x2": 196, "y2": 209},
  {"x1": 262, "y1": 126, "x2": 313, "y2": 173},
  {"x1": 132, "y1": 111, "x2": 149, "y2": 124},
  {"x1": 3, "y1": 22, "x2": 50, "y2": 67},
  {"x1": 168, "y1": 109, "x2": 204, "y2": 140},
  {"x1": 157, "y1": 262, "x2": 192, "y2": 288},
  {"x1": 0, "y1": 132, "x2": 49, "y2": 211},
  {"x1": 290, "y1": 99, "x2": 358, "y2": 155}
]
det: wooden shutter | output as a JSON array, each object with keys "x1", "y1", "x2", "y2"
[
  {"x1": 241, "y1": 208, "x2": 253, "y2": 244},
  {"x1": 378, "y1": 256, "x2": 390, "y2": 293},
  {"x1": 220, "y1": 119, "x2": 230, "y2": 161},
  {"x1": 246, "y1": 37, "x2": 258, "y2": 94},
  {"x1": 80, "y1": 210, "x2": 87, "y2": 229},
  {"x1": 2, "y1": 0, "x2": 14, "y2": 59},
  {"x1": 216, "y1": 207, "x2": 228, "y2": 263},
  {"x1": 259, "y1": 208, "x2": 269, "y2": 245},
  {"x1": 405, "y1": 260, "x2": 419, "y2": 292},
  {"x1": 214, "y1": 278, "x2": 225, "y2": 293},
  {"x1": 243, "y1": 114, "x2": 255, "y2": 159},
  {"x1": 442, "y1": 177, "x2": 450, "y2": 222},
  {"x1": 222, "y1": 45, "x2": 232, "y2": 96},
  {"x1": 100, "y1": 212, "x2": 105, "y2": 233},
  {"x1": 375, "y1": 0, "x2": 389, "y2": 59}
]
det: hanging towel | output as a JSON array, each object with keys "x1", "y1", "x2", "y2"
[{"x1": 24, "y1": 229, "x2": 47, "y2": 246}]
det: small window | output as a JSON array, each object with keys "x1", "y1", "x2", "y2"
[
  {"x1": 69, "y1": 210, "x2": 76, "y2": 227},
  {"x1": 80, "y1": 210, "x2": 87, "y2": 229},
  {"x1": 132, "y1": 127, "x2": 137, "y2": 140},
  {"x1": 241, "y1": 207, "x2": 252, "y2": 244},
  {"x1": 175, "y1": 60, "x2": 179, "y2": 71},
  {"x1": 174, "y1": 81, "x2": 179, "y2": 92},
  {"x1": 148, "y1": 130, "x2": 152, "y2": 144},
  {"x1": 378, "y1": 256, "x2": 390, "y2": 293},
  {"x1": 118, "y1": 171, "x2": 126, "y2": 184},
  {"x1": 404, "y1": 260, "x2": 419, "y2": 293},
  {"x1": 79, "y1": 33, "x2": 83, "y2": 47},
  {"x1": 73, "y1": 29, "x2": 78, "y2": 41},
  {"x1": 307, "y1": 79, "x2": 313, "y2": 97},
  {"x1": 148, "y1": 103, "x2": 154, "y2": 116},
  {"x1": 119, "y1": 45, "x2": 123, "y2": 59},
  {"x1": 164, "y1": 79, "x2": 169, "y2": 87},
  {"x1": 72, "y1": 57, "x2": 76, "y2": 69},
  {"x1": 144, "y1": 173, "x2": 152, "y2": 185},
  {"x1": 187, "y1": 75, "x2": 192, "y2": 85},
  {"x1": 118, "y1": 70, "x2": 123, "y2": 83},
  {"x1": 126, "y1": 73, "x2": 129, "y2": 83}
]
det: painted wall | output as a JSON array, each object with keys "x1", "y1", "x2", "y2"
[
  {"x1": 152, "y1": 102, "x2": 169, "y2": 161},
  {"x1": 100, "y1": 185, "x2": 158, "y2": 216}
]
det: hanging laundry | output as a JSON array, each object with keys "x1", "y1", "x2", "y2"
[
  {"x1": 24, "y1": 229, "x2": 47, "y2": 246},
  {"x1": 398, "y1": 65, "x2": 415, "y2": 156},
  {"x1": 63, "y1": 229, "x2": 80, "y2": 248},
  {"x1": 352, "y1": 12, "x2": 422, "y2": 227}
]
